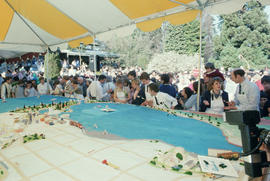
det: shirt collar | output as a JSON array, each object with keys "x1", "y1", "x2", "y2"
[{"x1": 240, "y1": 78, "x2": 248, "y2": 86}]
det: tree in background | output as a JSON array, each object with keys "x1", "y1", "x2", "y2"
[
  {"x1": 106, "y1": 28, "x2": 162, "y2": 68},
  {"x1": 165, "y1": 20, "x2": 205, "y2": 56},
  {"x1": 44, "y1": 51, "x2": 61, "y2": 80},
  {"x1": 147, "y1": 52, "x2": 198, "y2": 73},
  {"x1": 212, "y1": 0, "x2": 270, "y2": 70},
  {"x1": 202, "y1": 14, "x2": 215, "y2": 62}
]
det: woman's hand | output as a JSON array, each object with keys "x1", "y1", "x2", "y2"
[
  {"x1": 147, "y1": 100, "x2": 153, "y2": 107},
  {"x1": 224, "y1": 106, "x2": 237, "y2": 110},
  {"x1": 203, "y1": 100, "x2": 210, "y2": 106},
  {"x1": 107, "y1": 89, "x2": 113, "y2": 93},
  {"x1": 179, "y1": 99, "x2": 184, "y2": 105},
  {"x1": 135, "y1": 85, "x2": 140, "y2": 91},
  {"x1": 228, "y1": 101, "x2": 235, "y2": 107}
]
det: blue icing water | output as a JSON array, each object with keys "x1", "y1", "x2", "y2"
[
  {"x1": 69, "y1": 103, "x2": 242, "y2": 155},
  {"x1": 0, "y1": 95, "x2": 72, "y2": 113}
]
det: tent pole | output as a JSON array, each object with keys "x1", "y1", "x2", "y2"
[
  {"x1": 93, "y1": 35, "x2": 97, "y2": 81},
  {"x1": 168, "y1": 0, "x2": 197, "y2": 9},
  {"x1": 196, "y1": 10, "x2": 203, "y2": 111},
  {"x1": 4, "y1": 0, "x2": 48, "y2": 47},
  {"x1": 79, "y1": 46, "x2": 82, "y2": 69},
  {"x1": 45, "y1": 47, "x2": 50, "y2": 95}
]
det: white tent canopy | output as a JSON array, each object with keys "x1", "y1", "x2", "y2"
[{"x1": 0, "y1": 0, "x2": 269, "y2": 59}]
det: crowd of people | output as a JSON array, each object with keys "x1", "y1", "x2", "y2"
[{"x1": 1, "y1": 57, "x2": 270, "y2": 118}]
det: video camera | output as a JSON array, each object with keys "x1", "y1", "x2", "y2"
[{"x1": 225, "y1": 110, "x2": 270, "y2": 178}]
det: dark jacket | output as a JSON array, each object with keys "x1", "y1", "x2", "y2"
[
  {"x1": 200, "y1": 90, "x2": 229, "y2": 112},
  {"x1": 159, "y1": 84, "x2": 177, "y2": 98},
  {"x1": 262, "y1": 100, "x2": 270, "y2": 117},
  {"x1": 132, "y1": 86, "x2": 146, "y2": 105}
]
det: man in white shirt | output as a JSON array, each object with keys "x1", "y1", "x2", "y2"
[
  {"x1": 229, "y1": 69, "x2": 260, "y2": 111},
  {"x1": 88, "y1": 75, "x2": 112, "y2": 101},
  {"x1": 148, "y1": 83, "x2": 177, "y2": 109},
  {"x1": 1, "y1": 77, "x2": 12, "y2": 102},
  {"x1": 37, "y1": 77, "x2": 52, "y2": 95}
]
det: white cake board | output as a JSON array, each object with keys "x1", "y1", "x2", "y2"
[{"x1": 198, "y1": 155, "x2": 239, "y2": 177}]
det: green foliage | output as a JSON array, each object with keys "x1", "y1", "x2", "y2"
[
  {"x1": 165, "y1": 20, "x2": 205, "y2": 55},
  {"x1": 212, "y1": 0, "x2": 270, "y2": 69},
  {"x1": 178, "y1": 164, "x2": 183, "y2": 169},
  {"x1": 184, "y1": 171, "x2": 193, "y2": 175},
  {"x1": 147, "y1": 52, "x2": 199, "y2": 72},
  {"x1": 172, "y1": 167, "x2": 180, "y2": 171},
  {"x1": 219, "y1": 163, "x2": 227, "y2": 169},
  {"x1": 44, "y1": 52, "x2": 61, "y2": 80},
  {"x1": 150, "y1": 160, "x2": 156, "y2": 165},
  {"x1": 176, "y1": 153, "x2": 183, "y2": 160},
  {"x1": 106, "y1": 28, "x2": 163, "y2": 68}
]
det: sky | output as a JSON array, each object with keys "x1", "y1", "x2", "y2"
[{"x1": 265, "y1": 6, "x2": 270, "y2": 22}]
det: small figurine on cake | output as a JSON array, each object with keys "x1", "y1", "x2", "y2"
[{"x1": 101, "y1": 105, "x2": 116, "y2": 112}]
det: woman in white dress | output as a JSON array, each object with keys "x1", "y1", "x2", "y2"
[{"x1": 114, "y1": 79, "x2": 130, "y2": 104}]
